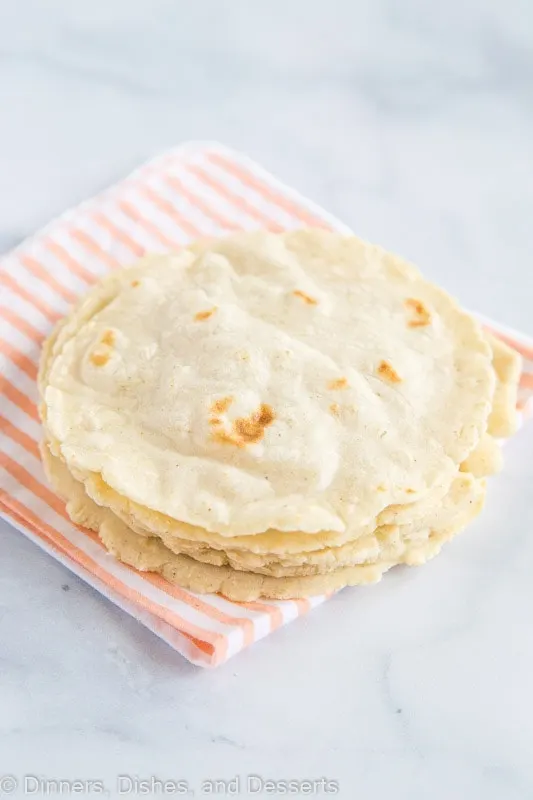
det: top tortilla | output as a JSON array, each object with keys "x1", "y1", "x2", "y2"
[{"x1": 40, "y1": 230, "x2": 494, "y2": 538}]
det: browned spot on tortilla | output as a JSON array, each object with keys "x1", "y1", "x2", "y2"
[
  {"x1": 377, "y1": 485, "x2": 386, "y2": 492},
  {"x1": 328, "y1": 377, "x2": 348, "y2": 390},
  {"x1": 195, "y1": 307, "x2": 217, "y2": 321},
  {"x1": 329, "y1": 403, "x2": 340, "y2": 416},
  {"x1": 212, "y1": 403, "x2": 275, "y2": 448},
  {"x1": 211, "y1": 396, "x2": 233, "y2": 415},
  {"x1": 100, "y1": 329, "x2": 115, "y2": 347},
  {"x1": 131, "y1": 280, "x2": 140, "y2": 287},
  {"x1": 377, "y1": 361, "x2": 402, "y2": 383},
  {"x1": 209, "y1": 417, "x2": 222, "y2": 427},
  {"x1": 211, "y1": 429, "x2": 239, "y2": 447},
  {"x1": 234, "y1": 404, "x2": 275, "y2": 443},
  {"x1": 293, "y1": 290, "x2": 318, "y2": 306},
  {"x1": 405, "y1": 298, "x2": 431, "y2": 327},
  {"x1": 405, "y1": 488, "x2": 416, "y2": 494},
  {"x1": 90, "y1": 352, "x2": 110, "y2": 367}
]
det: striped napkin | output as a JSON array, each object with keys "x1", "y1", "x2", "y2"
[{"x1": 1, "y1": 142, "x2": 532, "y2": 667}]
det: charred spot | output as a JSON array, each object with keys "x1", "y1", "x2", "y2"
[
  {"x1": 405, "y1": 298, "x2": 431, "y2": 327},
  {"x1": 328, "y1": 377, "x2": 349, "y2": 390},
  {"x1": 195, "y1": 307, "x2": 217, "y2": 322},
  {"x1": 211, "y1": 403, "x2": 275, "y2": 448},
  {"x1": 100, "y1": 329, "x2": 115, "y2": 347},
  {"x1": 293, "y1": 289, "x2": 318, "y2": 306},
  {"x1": 211, "y1": 430, "x2": 240, "y2": 447},
  {"x1": 210, "y1": 396, "x2": 233, "y2": 415},
  {"x1": 377, "y1": 361, "x2": 402, "y2": 383},
  {"x1": 234, "y1": 404, "x2": 275, "y2": 443},
  {"x1": 90, "y1": 352, "x2": 110, "y2": 367}
]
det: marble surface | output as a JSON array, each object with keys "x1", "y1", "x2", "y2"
[{"x1": 1, "y1": 1, "x2": 533, "y2": 797}]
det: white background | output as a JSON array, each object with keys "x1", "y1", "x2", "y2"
[{"x1": 1, "y1": 2, "x2": 532, "y2": 798}]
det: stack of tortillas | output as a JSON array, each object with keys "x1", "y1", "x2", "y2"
[{"x1": 38, "y1": 230, "x2": 521, "y2": 600}]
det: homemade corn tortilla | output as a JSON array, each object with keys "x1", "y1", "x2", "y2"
[
  {"x1": 40, "y1": 230, "x2": 495, "y2": 539},
  {"x1": 484, "y1": 332, "x2": 521, "y2": 437},
  {"x1": 41, "y1": 444, "x2": 485, "y2": 599},
  {"x1": 42, "y1": 441, "x2": 484, "y2": 576},
  {"x1": 39, "y1": 314, "x2": 515, "y2": 558}
]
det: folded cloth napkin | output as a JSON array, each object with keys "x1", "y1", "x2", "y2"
[{"x1": 1, "y1": 141, "x2": 532, "y2": 667}]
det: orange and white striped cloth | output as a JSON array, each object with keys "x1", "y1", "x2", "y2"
[{"x1": 1, "y1": 142, "x2": 532, "y2": 667}]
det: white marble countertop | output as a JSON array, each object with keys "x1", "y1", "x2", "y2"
[{"x1": 1, "y1": 1, "x2": 533, "y2": 797}]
